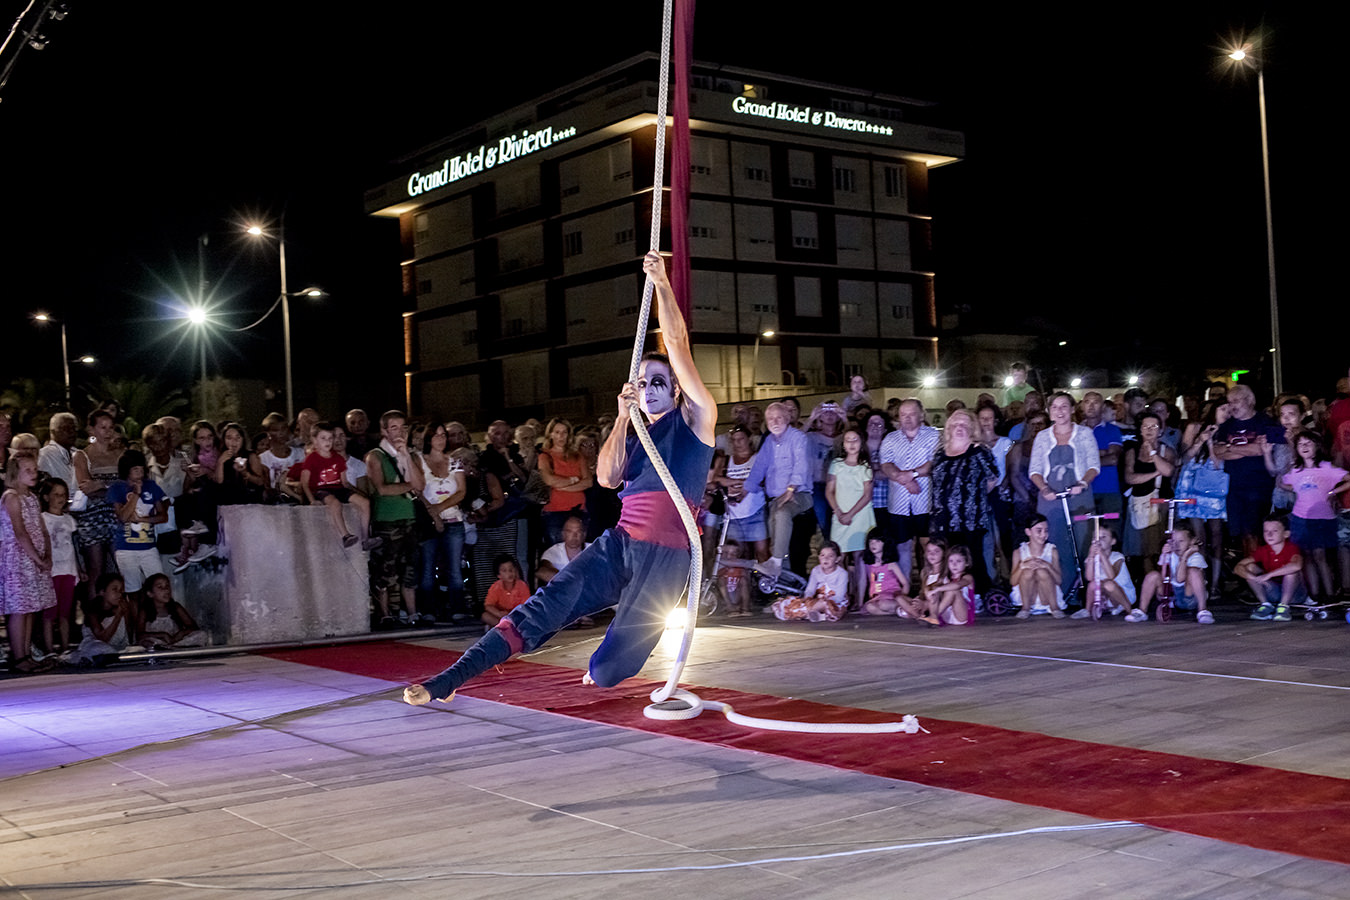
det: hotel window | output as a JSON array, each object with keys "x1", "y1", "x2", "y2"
[
  {"x1": 414, "y1": 213, "x2": 430, "y2": 244},
  {"x1": 417, "y1": 279, "x2": 433, "y2": 295},
  {"x1": 745, "y1": 166, "x2": 768, "y2": 182},
  {"x1": 892, "y1": 304, "x2": 911, "y2": 319},
  {"x1": 609, "y1": 141, "x2": 632, "y2": 183},
  {"x1": 614, "y1": 228, "x2": 634, "y2": 245},
  {"x1": 795, "y1": 277, "x2": 822, "y2": 318},
  {"x1": 839, "y1": 302, "x2": 860, "y2": 318},
  {"x1": 563, "y1": 231, "x2": 583, "y2": 257},
  {"x1": 788, "y1": 149, "x2": 815, "y2": 189},
  {"x1": 833, "y1": 167, "x2": 856, "y2": 193},
  {"x1": 883, "y1": 165, "x2": 905, "y2": 199},
  {"x1": 791, "y1": 210, "x2": 819, "y2": 250},
  {"x1": 463, "y1": 329, "x2": 478, "y2": 346}
]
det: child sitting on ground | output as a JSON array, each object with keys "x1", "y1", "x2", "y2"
[
  {"x1": 1137, "y1": 525, "x2": 1213, "y2": 624},
  {"x1": 482, "y1": 555, "x2": 530, "y2": 627},
  {"x1": 136, "y1": 573, "x2": 207, "y2": 648},
  {"x1": 901, "y1": 538, "x2": 948, "y2": 621},
  {"x1": 68, "y1": 574, "x2": 134, "y2": 667},
  {"x1": 1010, "y1": 514, "x2": 1064, "y2": 619},
  {"x1": 857, "y1": 527, "x2": 914, "y2": 617},
  {"x1": 299, "y1": 421, "x2": 378, "y2": 550},
  {"x1": 716, "y1": 541, "x2": 754, "y2": 617},
  {"x1": 771, "y1": 541, "x2": 850, "y2": 622},
  {"x1": 1237, "y1": 514, "x2": 1306, "y2": 622},
  {"x1": 923, "y1": 544, "x2": 976, "y2": 626},
  {"x1": 1076, "y1": 525, "x2": 1144, "y2": 621}
]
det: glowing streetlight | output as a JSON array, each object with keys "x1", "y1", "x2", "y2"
[
  {"x1": 1070, "y1": 377, "x2": 1083, "y2": 389},
  {"x1": 1222, "y1": 34, "x2": 1282, "y2": 394},
  {"x1": 1127, "y1": 374, "x2": 1139, "y2": 386},
  {"x1": 921, "y1": 374, "x2": 937, "y2": 388},
  {"x1": 244, "y1": 221, "x2": 325, "y2": 422}
]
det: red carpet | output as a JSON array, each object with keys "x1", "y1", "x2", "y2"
[{"x1": 264, "y1": 641, "x2": 1350, "y2": 866}]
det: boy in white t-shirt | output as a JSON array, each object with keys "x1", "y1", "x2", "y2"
[
  {"x1": 258, "y1": 413, "x2": 304, "y2": 504},
  {"x1": 1136, "y1": 526, "x2": 1212, "y2": 624}
]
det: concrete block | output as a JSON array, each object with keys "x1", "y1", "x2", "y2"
[{"x1": 217, "y1": 505, "x2": 370, "y2": 644}]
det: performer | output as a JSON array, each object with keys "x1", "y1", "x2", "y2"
[{"x1": 405, "y1": 251, "x2": 716, "y2": 705}]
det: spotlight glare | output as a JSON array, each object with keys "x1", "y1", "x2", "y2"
[
  {"x1": 1071, "y1": 377, "x2": 1082, "y2": 388},
  {"x1": 921, "y1": 375, "x2": 937, "y2": 388},
  {"x1": 187, "y1": 307, "x2": 208, "y2": 326},
  {"x1": 1127, "y1": 374, "x2": 1139, "y2": 386},
  {"x1": 1003, "y1": 375, "x2": 1013, "y2": 387}
]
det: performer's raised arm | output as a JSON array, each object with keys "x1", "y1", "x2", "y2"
[{"x1": 642, "y1": 251, "x2": 715, "y2": 446}]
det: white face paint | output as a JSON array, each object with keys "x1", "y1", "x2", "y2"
[{"x1": 637, "y1": 361, "x2": 678, "y2": 418}]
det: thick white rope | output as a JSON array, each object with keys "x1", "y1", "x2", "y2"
[{"x1": 631, "y1": 1, "x2": 920, "y2": 736}]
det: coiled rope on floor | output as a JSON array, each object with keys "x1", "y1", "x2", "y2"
[{"x1": 633, "y1": 0, "x2": 922, "y2": 736}]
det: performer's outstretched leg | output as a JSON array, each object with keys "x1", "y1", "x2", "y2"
[
  {"x1": 587, "y1": 540, "x2": 691, "y2": 687},
  {"x1": 409, "y1": 531, "x2": 629, "y2": 702}
]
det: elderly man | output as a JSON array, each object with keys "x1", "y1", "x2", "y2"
[
  {"x1": 1214, "y1": 384, "x2": 1282, "y2": 553},
  {"x1": 743, "y1": 401, "x2": 814, "y2": 571},
  {"x1": 39, "y1": 412, "x2": 80, "y2": 486},
  {"x1": 880, "y1": 398, "x2": 941, "y2": 578},
  {"x1": 345, "y1": 409, "x2": 374, "y2": 459}
]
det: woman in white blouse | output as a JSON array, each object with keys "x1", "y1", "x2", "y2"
[{"x1": 1029, "y1": 392, "x2": 1100, "y2": 594}]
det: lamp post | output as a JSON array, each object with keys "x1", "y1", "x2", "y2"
[
  {"x1": 749, "y1": 327, "x2": 775, "y2": 402},
  {"x1": 245, "y1": 222, "x2": 323, "y2": 423},
  {"x1": 30, "y1": 313, "x2": 91, "y2": 407},
  {"x1": 1225, "y1": 41, "x2": 1282, "y2": 395}
]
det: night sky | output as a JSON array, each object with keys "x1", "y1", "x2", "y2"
[{"x1": 1, "y1": 3, "x2": 1342, "y2": 414}]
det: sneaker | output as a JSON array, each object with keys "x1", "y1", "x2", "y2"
[
  {"x1": 342, "y1": 534, "x2": 359, "y2": 548},
  {"x1": 1070, "y1": 609, "x2": 1091, "y2": 619},
  {"x1": 1124, "y1": 609, "x2": 1148, "y2": 623},
  {"x1": 189, "y1": 544, "x2": 218, "y2": 563},
  {"x1": 1250, "y1": 603, "x2": 1275, "y2": 621},
  {"x1": 1272, "y1": 605, "x2": 1291, "y2": 622},
  {"x1": 182, "y1": 520, "x2": 210, "y2": 536},
  {"x1": 1110, "y1": 605, "x2": 1124, "y2": 616},
  {"x1": 416, "y1": 613, "x2": 436, "y2": 627},
  {"x1": 397, "y1": 609, "x2": 411, "y2": 625},
  {"x1": 361, "y1": 537, "x2": 383, "y2": 551},
  {"x1": 173, "y1": 558, "x2": 195, "y2": 574},
  {"x1": 1196, "y1": 610, "x2": 1215, "y2": 625}
]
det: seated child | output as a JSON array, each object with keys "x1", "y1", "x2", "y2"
[
  {"x1": 1237, "y1": 514, "x2": 1306, "y2": 622},
  {"x1": 716, "y1": 541, "x2": 754, "y2": 617},
  {"x1": 1010, "y1": 514, "x2": 1064, "y2": 618},
  {"x1": 857, "y1": 527, "x2": 915, "y2": 617},
  {"x1": 68, "y1": 574, "x2": 134, "y2": 667},
  {"x1": 1075, "y1": 525, "x2": 1143, "y2": 621},
  {"x1": 923, "y1": 544, "x2": 976, "y2": 626},
  {"x1": 483, "y1": 555, "x2": 530, "y2": 627},
  {"x1": 137, "y1": 573, "x2": 207, "y2": 648},
  {"x1": 771, "y1": 541, "x2": 849, "y2": 622},
  {"x1": 1137, "y1": 526, "x2": 1213, "y2": 623},
  {"x1": 899, "y1": 538, "x2": 947, "y2": 621},
  {"x1": 300, "y1": 421, "x2": 377, "y2": 550}
]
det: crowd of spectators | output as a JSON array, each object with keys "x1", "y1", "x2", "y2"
[{"x1": 3, "y1": 361, "x2": 1349, "y2": 673}]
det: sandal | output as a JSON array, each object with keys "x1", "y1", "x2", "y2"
[{"x1": 8, "y1": 656, "x2": 41, "y2": 674}]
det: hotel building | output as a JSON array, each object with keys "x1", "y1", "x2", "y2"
[{"x1": 365, "y1": 53, "x2": 964, "y2": 425}]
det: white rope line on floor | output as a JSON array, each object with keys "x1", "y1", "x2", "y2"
[
  {"x1": 3, "y1": 821, "x2": 1141, "y2": 889},
  {"x1": 721, "y1": 624, "x2": 1350, "y2": 692}
]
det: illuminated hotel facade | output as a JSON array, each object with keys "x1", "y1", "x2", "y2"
[{"x1": 365, "y1": 54, "x2": 964, "y2": 425}]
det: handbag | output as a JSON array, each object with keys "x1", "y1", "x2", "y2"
[
  {"x1": 1129, "y1": 492, "x2": 1160, "y2": 530},
  {"x1": 1175, "y1": 458, "x2": 1229, "y2": 521}
]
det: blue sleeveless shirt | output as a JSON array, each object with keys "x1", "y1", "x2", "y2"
[{"x1": 616, "y1": 410, "x2": 714, "y2": 549}]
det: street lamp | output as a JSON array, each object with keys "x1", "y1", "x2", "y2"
[
  {"x1": 749, "y1": 325, "x2": 776, "y2": 402},
  {"x1": 30, "y1": 312, "x2": 93, "y2": 407},
  {"x1": 1223, "y1": 36, "x2": 1282, "y2": 394},
  {"x1": 243, "y1": 221, "x2": 324, "y2": 422}
]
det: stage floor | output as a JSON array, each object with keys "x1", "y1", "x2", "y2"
[{"x1": 3, "y1": 612, "x2": 1349, "y2": 898}]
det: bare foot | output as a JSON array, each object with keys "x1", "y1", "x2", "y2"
[
  {"x1": 1015, "y1": 608, "x2": 1031, "y2": 619},
  {"x1": 403, "y1": 684, "x2": 453, "y2": 705}
]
